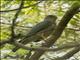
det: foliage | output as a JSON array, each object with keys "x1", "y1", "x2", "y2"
[{"x1": 0, "y1": 0, "x2": 80, "y2": 60}]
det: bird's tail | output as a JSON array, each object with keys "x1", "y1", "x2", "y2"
[
  {"x1": 12, "y1": 38, "x2": 30, "y2": 52},
  {"x1": 12, "y1": 39, "x2": 27, "y2": 52},
  {"x1": 12, "y1": 35, "x2": 43, "y2": 52}
]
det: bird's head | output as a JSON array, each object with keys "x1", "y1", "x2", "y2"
[{"x1": 44, "y1": 15, "x2": 57, "y2": 23}]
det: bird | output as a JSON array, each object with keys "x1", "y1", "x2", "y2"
[{"x1": 12, "y1": 15, "x2": 57, "y2": 52}]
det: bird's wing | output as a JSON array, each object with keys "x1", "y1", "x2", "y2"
[{"x1": 25, "y1": 21, "x2": 52, "y2": 38}]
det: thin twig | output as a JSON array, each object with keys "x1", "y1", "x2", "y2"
[
  {"x1": 0, "y1": 1, "x2": 43, "y2": 13},
  {"x1": 13, "y1": 41, "x2": 80, "y2": 51},
  {"x1": 1, "y1": 22, "x2": 80, "y2": 31},
  {"x1": 11, "y1": 0, "x2": 24, "y2": 41}
]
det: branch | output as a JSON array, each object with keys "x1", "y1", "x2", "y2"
[
  {"x1": 0, "y1": 1, "x2": 24, "y2": 46},
  {"x1": 0, "y1": 1, "x2": 43, "y2": 13},
  {"x1": 10, "y1": 0, "x2": 24, "y2": 42},
  {"x1": 0, "y1": 21, "x2": 32, "y2": 29},
  {"x1": 67, "y1": 28, "x2": 80, "y2": 31},
  {"x1": 53, "y1": 46, "x2": 80, "y2": 60},
  {"x1": 29, "y1": 2, "x2": 80, "y2": 60},
  {"x1": 0, "y1": 40, "x2": 10, "y2": 45},
  {"x1": 1, "y1": 22, "x2": 80, "y2": 31},
  {"x1": 12, "y1": 41, "x2": 80, "y2": 51},
  {"x1": 0, "y1": 33, "x2": 22, "y2": 46}
]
